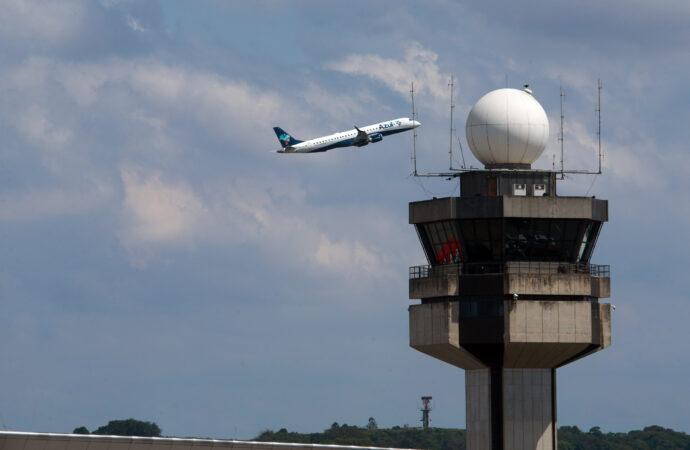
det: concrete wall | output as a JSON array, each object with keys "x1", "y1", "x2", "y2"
[
  {"x1": 410, "y1": 300, "x2": 610, "y2": 368},
  {"x1": 599, "y1": 303, "x2": 612, "y2": 349},
  {"x1": 503, "y1": 300, "x2": 607, "y2": 367},
  {"x1": 410, "y1": 273, "x2": 610, "y2": 299},
  {"x1": 465, "y1": 369, "x2": 555, "y2": 450},
  {"x1": 505, "y1": 301, "x2": 592, "y2": 344},
  {"x1": 502, "y1": 196, "x2": 608, "y2": 221},
  {"x1": 0, "y1": 432, "x2": 417, "y2": 450},
  {"x1": 409, "y1": 303, "x2": 485, "y2": 370},
  {"x1": 591, "y1": 277, "x2": 611, "y2": 298},
  {"x1": 409, "y1": 196, "x2": 608, "y2": 223},
  {"x1": 503, "y1": 369, "x2": 554, "y2": 450},
  {"x1": 465, "y1": 369, "x2": 492, "y2": 450},
  {"x1": 409, "y1": 275, "x2": 458, "y2": 298},
  {"x1": 505, "y1": 273, "x2": 597, "y2": 297}
]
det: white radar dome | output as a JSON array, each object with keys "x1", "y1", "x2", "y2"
[{"x1": 465, "y1": 88, "x2": 549, "y2": 167}]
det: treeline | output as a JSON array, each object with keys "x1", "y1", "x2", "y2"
[
  {"x1": 559, "y1": 426, "x2": 690, "y2": 450},
  {"x1": 73, "y1": 419, "x2": 162, "y2": 437},
  {"x1": 255, "y1": 423, "x2": 690, "y2": 450}
]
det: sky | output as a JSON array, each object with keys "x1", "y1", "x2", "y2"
[{"x1": 1, "y1": 0, "x2": 689, "y2": 440}]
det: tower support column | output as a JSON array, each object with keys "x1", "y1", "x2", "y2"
[{"x1": 466, "y1": 368, "x2": 557, "y2": 450}]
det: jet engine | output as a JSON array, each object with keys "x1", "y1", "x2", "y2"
[{"x1": 369, "y1": 133, "x2": 383, "y2": 143}]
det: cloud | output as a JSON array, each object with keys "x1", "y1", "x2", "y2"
[
  {"x1": 327, "y1": 41, "x2": 448, "y2": 108},
  {"x1": 0, "y1": 0, "x2": 86, "y2": 46},
  {"x1": 314, "y1": 235, "x2": 382, "y2": 275},
  {"x1": 0, "y1": 56, "x2": 315, "y2": 182},
  {"x1": 299, "y1": 82, "x2": 370, "y2": 124},
  {"x1": 0, "y1": 185, "x2": 113, "y2": 223},
  {"x1": 0, "y1": 52, "x2": 400, "y2": 277},
  {"x1": 120, "y1": 168, "x2": 207, "y2": 244},
  {"x1": 210, "y1": 178, "x2": 396, "y2": 280},
  {"x1": 116, "y1": 170, "x2": 395, "y2": 279},
  {"x1": 16, "y1": 105, "x2": 73, "y2": 150},
  {"x1": 126, "y1": 15, "x2": 146, "y2": 32}
]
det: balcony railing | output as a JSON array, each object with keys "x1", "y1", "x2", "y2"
[{"x1": 409, "y1": 262, "x2": 610, "y2": 279}]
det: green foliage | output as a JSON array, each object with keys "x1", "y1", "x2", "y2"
[
  {"x1": 91, "y1": 418, "x2": 162, "y2": 437},
  {"x1": 255, "y1": 424, "x2": 690, "y2": 450},
  {"x1": 72, "y1": 426, "x2": 89, "y2": 435},
  {"x1": 559, "y1": 425, "x2": 690, "y2": 449},
  {"x1": 255, "y1": 424, "x2": 465, "y2": 450}
]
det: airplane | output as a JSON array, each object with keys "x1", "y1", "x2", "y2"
[{"x1": 273, "y1": 117, "x2": 420, "y2": 153}]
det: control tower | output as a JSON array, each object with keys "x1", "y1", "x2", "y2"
[{"x1": 408, "y1": 88, "x2": 611, "y2": 449}]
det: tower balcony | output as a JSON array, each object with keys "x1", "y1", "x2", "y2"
[{"x1": 409, "y1": 262, "x2": 610, "y2": 299}]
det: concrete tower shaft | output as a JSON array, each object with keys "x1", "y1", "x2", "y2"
[{"x1": 408, "y1": 171, "x2": 611, "y2": 450}]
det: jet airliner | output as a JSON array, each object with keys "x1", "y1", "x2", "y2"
[{"x1": 273, "y1": 117, "x2": 420, "y2": 153}]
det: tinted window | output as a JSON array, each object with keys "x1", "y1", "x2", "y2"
[
  {"x1": 505, "y1": 218, "x2": 588, "y2": 261},
  {"x1": 459, "y1": 299, "x2": 504, "y2": 317},
  {"x1": 459, "y1": 219, "x2": 502, "y2": 262},
  {"x1": 420, "y1": 221, "x2": 463, "y2": 265}
]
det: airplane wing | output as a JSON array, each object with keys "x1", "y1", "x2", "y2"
[{"x1": 351, "y1": 126, "x2": 370, "y2": 147}]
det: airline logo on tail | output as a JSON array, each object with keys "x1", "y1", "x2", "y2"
[
  {"x1": 273, "y1": 127, "x2": 303, "y2": 149},
  {"x1": 278, "y1": 133, "x2": 291, "y2": 147}
]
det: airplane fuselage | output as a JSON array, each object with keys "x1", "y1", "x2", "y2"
[{"x1": 274, "y1": 118, "x2": 420, "y2": 153}]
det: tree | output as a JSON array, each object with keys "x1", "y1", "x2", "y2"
[
  {"x1": 366, "y1": 417, "x2": 378, "y2": 430},
  {"x1": 92, "y1": 419, "x2": 162, "y2": 437},
  {"x1": 73, "y1": 427, "x2": 89, "y2": 435}
]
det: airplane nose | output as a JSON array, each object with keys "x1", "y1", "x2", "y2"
[{"x1": 414, "y1": 120, "x2": 421, "y2": 128}]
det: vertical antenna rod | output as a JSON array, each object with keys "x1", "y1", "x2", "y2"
[
  {"x1": 597, "y1": 79, "x2": 602, "y2": 174},
  {"x1": 448, "y1": 75, "x2": 455, "y2": 170},
  {"x1": 558, "y1": 85, "x2": 565, "y2": 177},
  {"x1": 411, "y1": 81, "x2": 418, "y2": 176}
]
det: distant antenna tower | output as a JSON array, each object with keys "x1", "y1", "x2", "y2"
[{"x1": 420, "y1": 396, "x2": 432, "y2": 429}]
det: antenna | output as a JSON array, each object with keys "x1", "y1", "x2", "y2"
[
  {"x1": 596, "y1": 79, "x2": 602, "y2": 174},
  {"x1": 559, "y1": 85, "x2": 565, "y2": 177},
  {"x1": 410, "y1": 80, "x2": 605, "y2": 180},
  {"x1": 448, "y1": 75, "x2": 455, "y2": 170},
  {"x1": 411, "y1": 81, "x2": 418, "y2": 176},
  {"x1": 457, "y1": 135, "x2": 467, "y2": 169},
  {"x1": 420, "y1": 396, "x2": 432, "y2": 430}
]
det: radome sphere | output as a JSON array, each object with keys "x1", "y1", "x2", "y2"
[{"x1": 465, "y1": 88, "x2": 549, "y2": 167}]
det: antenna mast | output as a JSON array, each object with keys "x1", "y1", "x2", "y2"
[
  {"x1": 559, "y1": 85, "x2": 565, "y2": 177},
  {"x1": 411, "y1": 81, "x2": 418, "y2": 176},
  {"x1": 596, "y1": 79, "x2": 602, "y2": 174},
  {"x1": 448, "y1": 75, "x2": 455, "y2": 170}
]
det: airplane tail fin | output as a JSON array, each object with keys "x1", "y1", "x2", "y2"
[{"x1": 273, "y1": 127, "x2": 303, "y2": 148}]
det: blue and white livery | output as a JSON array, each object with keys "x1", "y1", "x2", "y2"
[{"x1": 273, "y1": 118, "x2": 420, "y2": 153}]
